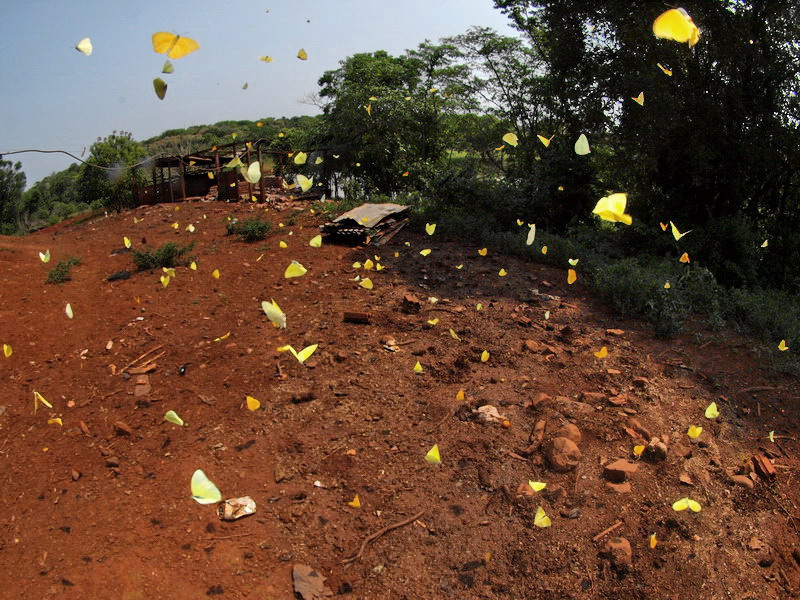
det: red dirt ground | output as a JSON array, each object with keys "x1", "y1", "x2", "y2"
[{"x1": 1, "y1": 200, "x2": 799, "y2": 600}]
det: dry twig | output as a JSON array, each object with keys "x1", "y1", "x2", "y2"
[{"x1": 342, "y1": 510, "x2": 426, "y2": 565}]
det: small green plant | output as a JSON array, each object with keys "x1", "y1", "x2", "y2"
[
  {"x1": 132, "y1": 242, "x2": 194, "y2": 270},
  {"x1": 226, "y1": 217, "x2": 271, "y2": 242},
  {"x1": 45, "y1": 256, "x2": 81, "y2": 284}
]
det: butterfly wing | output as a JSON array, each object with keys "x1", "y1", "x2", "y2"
[
  {"x1": 296, "y1": 344, "x2": 318, "y2": 363},
  {"x1": 191, "y1": 469, "x2": 222, "y2": 504},
  {"x1": 152, "y1": 32, "x2": 178, "y2": 54}
]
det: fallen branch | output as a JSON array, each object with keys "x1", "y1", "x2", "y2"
[
  {"x1": 205, "y1": 532, "x2": 253, "y2": 541},
  {"x1": 734, "y1": 386, "x2": 781, "y2": 397},
  {"x1": 592, "y1": 520, "x2": 623, "y2": 542},
  {"x1": 342, "y1": 510, "x2": 425, "y2": 565},
  {"x1": 121, "y1": 345, "x2": 163, "y2": 373}
]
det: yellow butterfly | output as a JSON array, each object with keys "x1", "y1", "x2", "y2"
[
  {"x1": 278, "y1": 344, "x2": 318, "y2": 364},
  {"x1": 420, "y1": 249, "x2": 432, "y2": 256},
  {"x1": 212, "y1": 269, "x2": 220, "y2": 279},
  {"x1": 246, "y1": 396, "x2": 261, "y2": 411},
  {"x1": 449, "y1": 329, "x2": 461, "y2": 341},
  {"x1": 285, "y1": 261, "x2": 307, "y2": 278},
  {"x1": 359, "y1": 278, "x2": 373, "y2": 289},
  {"x1": 363, "y1": 259, "x2": 374, "y2": 270},
  {"x1": 413, "y1": 361, "x2": 424, "y2": 374},
  {"x1": 425, "y1": 223, "x2": 436, "y2": 235},
  {"x1": 502, "y1": 133, "x2": 518, "y2": 147},
  {"x1": 498, "y1": 269, "x2": 507, "y2": 277},
  {"x1": 214, "y1": 332, "x2": 230, "y2": 342},
  {"x1": 297, "y1": 48, "x2": 308, "y2": 60},
  {"x1": 33, "y1": 391, "x2": 52, "y2": 412},
  {"x1": 315, "y1": 156, "x2": 323, "y2": 164},
  {"x1": 242, "y1": 162, "x2": 261, "y2": 184},
  {"x1": 761, "y1": 240, "x2": 769, "y2": 248},
  {"x1": 778, "y1": 339, "x2": 789, "y2": 351},
  {"x1": 568, "y1": 258, "x2": 579, "y2": 266},
  {"x1": 481, "y1": 350, "x2": 490, "y2": 362},
  {"x1": 528, "y1": 481, "x2": 546, "y2": 492},
  {"x1": 633, "y1": 445, "x2": 645, "y2": 456},
  {"x1": 427, "y1": 318, "x2": 439, "y2": 326},
  {"x1": 39, "y1": 249, "x2": 51, "y2": 263},
  {"x1": 478, "y1": 248, "x2": 488, "y2": 256},
  {"x1": 534, "y1": 506, "x2": 551, "y2": 528},
  {"x1": 672, "y1": 497, "x2": 701, "y2": 512},
  {"x1": 425, "y1": 444, "x2": 441, "y2": 464},
  {"x1": 541, "y1": 246, "x2": 548, "y2": 254},
  {"x1": 632, "y1": 92, "x2": 644, "y2": 106},
  {"x1": 679, "y1": 253, "x2": 690, "y2": 263},
  {"x1": 191, "y1": 469, "x2": 222, "y2": 504},
  {"x1": 348, "y1": 494, "x2": 361, "y2": 508},
  {"x1": 653, "y1": 8, "x2": 701, "y2": 47},
  {"x1": 294, "y1": 152, "x2": 308, "y2": 165},
  {"x1": 664, "y1": 281, "x2": 671, "y2": 289},
  {"x1": 574, "y1": 133, "x2": 590, "y2": 155},
  {"x1": 164, "y1": 410, "x2": 186, "y2": 426},
  {"x1": 365, "y1": 104, "x2": 372, "y2": 116},
  {"x1": 75, "y1": 38, "x2": 93, "y2": 56},
  {"x1": 670, "y1": 221, "x2": 692, "y2": 240},
  {"x1": 296, "y1": 174, "x2": 313, "y2": 193},
  {"x1": 687, "y1": 425, "x2": 703, "y2": 439},
  {"x1": 593, "y1": 193, "x2": 632, "y2": 225},
  {"x1": 526, "y1": 224, "x2": 536, "y2": 245},
  {"x1": 537, "y1": 134, "x2": 554, "y2": 147},
  {"x1": 567, "y1": 269, "x2": 577, "y2": 285},
  {"x1": 594, "y1": 346, "x2": 608, "y2": 358},
  {"x1": 649, "y1": 533, "x2": 658, "y2": 548},
  {"x1": 160, "y1": 275, "x2": 171, "y2": 288},
  {"x1": 309, "y1": 235, "x2": 322, "y2": 248},
  {"x1": 152, "y1": 32, "x2": 200, "y2": 59},
  {"x1": 190, "y1": 261, "x2": 197, "y2": 270},
  {"x1": 657, "y1": 63, "x2": 673, "y2": 76},
  {"x1": 456, "y1": 390, "x2": 465, "y2": 401},
  {"x1": 2, "y1": 344, "x2": 11, "y2": 358},
  {"x1": 47, "y1": 418, "x2": 63, "y2": 426},
  {"x1": 279, "y1": 241, "x2": 288, "y2": 249},
  {"x1": 262, "y1": 299, "x2": 287, "y2": 329},
  {"x1": 65, "y1": 303, "x2": 74, "y2": 319},
  {"x1": 705, "y1": 402, "x2": 719, "y2": 419},
  {"x1": 259, "y1": 56, "x2": 273, "y2": 63}
]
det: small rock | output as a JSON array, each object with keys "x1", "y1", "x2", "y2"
[
  {"x1": 559, "y1": 508, "x2": 581, "y2": 519},
  {"x1": 604, "y1": 459, "x2": 639, "y2": 483},
  {"x1": 545, "y1": 437, "x2": 582, "y2": 473},
  {"x1": 627, "y1": 418, "x2": 652, "y2": 441},
  {"x1": 644, "y1": 440, "x2": 668, "y2": 462},
  {"x1": 522, "y1": 340, "x2": 540, "y2": 353},
  {"x1": 105, "y1": 457, "x2": 120, "y2": 468},
  {"x1": 113, "y1": 421, "x2": 133, "y2": 436},
  {"x1": 334, "y1": 352, "x2": 348, "y2": 363},
  {"x1": 606, "y1": 329, "x2": 625, "y2": 336},
  {"x1": 527, "y1": 392, "x2": 551, "y2": 410},
  {"x1": 541, "y1": 484, "x2": 566, "y2": 503},
  {"x1": 759, "y1": 556, "x2": 774, "y2": 568},
  {"x1": 608, "y1": 394, "x2": 627, "y2": 406},
  {"x1": 730, "y1": 475, "x2": 754, "y2": 489},
  {"x1": 580, "y1": 391, "x2": 606, "y2": 403},
  {"x1": 542, "y1": 345, "x2": 558, "y2": 356},
  {"x1": 554, "y1": 397, "x2": 595, "y2": 418},
  {"x1": 607, "y1": 369, "x2": 622, "y2": 375},
  {"x1": 632, "y1": 377, "x2": 649, "y2": 389},
  {"x1": 605, "y1": 482, "x2": 632, "y2": 494},
  {"x1": 679, "y1": 472, "x2": 694, "y2": 486},
  {"x1": 71, "y1": 469, "x2": 81, "y2": 481},
  {"x1": 748, "y1": 537, "x2": 764, "y2": 551},
  {"x1": 601, "y1": 537, "x2": 632, "y2": 570},
  {"x1": 555, "y1": 423, "x2": 582, "y2": 445}
]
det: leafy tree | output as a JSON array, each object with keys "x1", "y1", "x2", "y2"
[
  {"x1": 0, "y1": 159, "x2": 26, "y2": 234},
  {"x1": 78, "y1": 132, "x2": 146, "y2": 212}
]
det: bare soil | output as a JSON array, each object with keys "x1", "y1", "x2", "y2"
[{"x1": 1, "y1": 200, "x2": 798, "y2": 599}]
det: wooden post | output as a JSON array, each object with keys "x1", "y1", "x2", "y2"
[
  {"x1": 167, "y1": 165, "x2": 174, "y2": 203},
  {"x1": 245, "y1": 144, "x2": 253, "y2": 201},
  {"x1": 214, "y1": 148, "x2": 221, "y2": 194},
  {"x1": 258, "y1": 147, "x2": 265, "y2": 203},
  {"x1": 179, "y1": 159, "x2": 187, "y2": 201}
]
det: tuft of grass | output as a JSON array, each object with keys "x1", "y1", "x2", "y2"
[
  {"x1": 132, "y1": 242, "x2": 194, "y2": 271},
  {"x1": 46, "y1": 256, "x2": 81, "y2": 284},
  {"x1": 226, "y1": 217, "x2": 271, "y2": 242}
]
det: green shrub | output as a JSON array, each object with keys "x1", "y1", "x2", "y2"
[
  {"x1": 46, "y1": 256, "x2": 81, "y2": 284},
  {"x1": 132, "y1": 241, "x2": 194, "y2": 270},
  {"x1": 225, "y1": 217, "x2": 271, "y2": 242}
]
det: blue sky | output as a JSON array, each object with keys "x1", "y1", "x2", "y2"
[{"x1": 0, "y1": 0, "x2": 516, "y2": 186}]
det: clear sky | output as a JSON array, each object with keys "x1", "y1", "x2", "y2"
[{"x1": 0, "y1": 0, "x2": 516, "y2": 187}]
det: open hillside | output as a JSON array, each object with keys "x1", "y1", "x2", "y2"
[{"x1": 0, "y1": 198, "x2": 798, "y2": 599}]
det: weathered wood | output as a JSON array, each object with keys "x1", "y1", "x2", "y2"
[{"x1": 343, "y1": 311, "x2": 371, "y2": 324}]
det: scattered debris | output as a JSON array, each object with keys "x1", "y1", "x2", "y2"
[
  {"x1": 293, "y1": 564, "x2": 333, "y2": 600},
  {"x1": 321, "y1": 203, "x2": 409, "y2": 245},
  {"x1": 218, "y1": 496, "x2": 256, "y2": 521}
]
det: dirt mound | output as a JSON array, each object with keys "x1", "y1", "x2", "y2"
[{"x1": 0, "y1": 201, "x2": 798, "y2": 599}]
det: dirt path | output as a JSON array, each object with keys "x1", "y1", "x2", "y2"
[{"x1": 1, "y1": 200, "x2": 798, "y2": 599}]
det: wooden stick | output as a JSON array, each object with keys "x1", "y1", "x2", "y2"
[
  {"x1": 206, "y1": 532, "x2": 253, "y2": 541},
  {"x1": 592, "y1": 520, "x2": 623, "y2": 542},
  {"x1": 121, "y1": 345, "x2": 163, "y2": 373},
  {"x1": 735, "y1": 386, "x2": 780, "y2": 397},
  {"x1": 342, "y1": 510, "x2": 425, "y2": 565}
]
